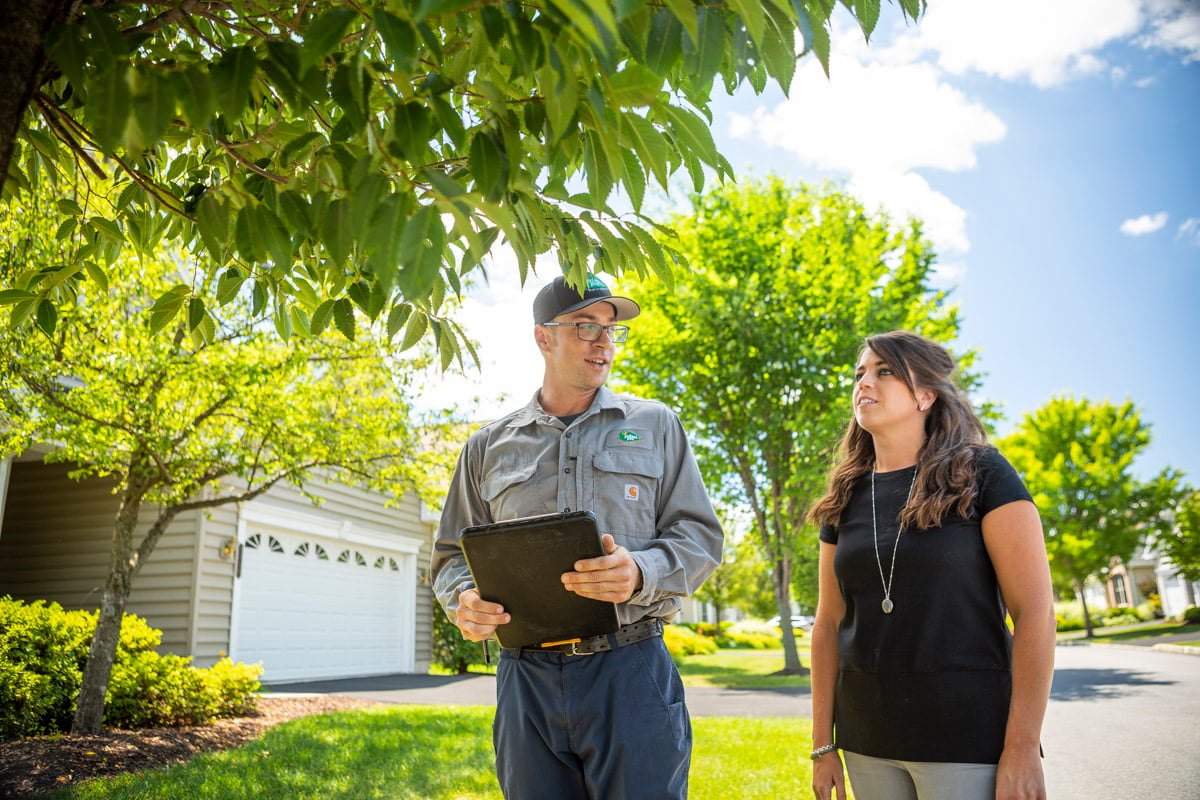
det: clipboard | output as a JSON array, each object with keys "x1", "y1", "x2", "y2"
[{"x1": 460, "y1": 510, "x2": 620, "y2": 649}]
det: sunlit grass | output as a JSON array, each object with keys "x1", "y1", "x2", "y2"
[
  {"x1": 43, "y1": 707, "x2": 501, "y2": 800},
  {"x1": 39, "y1": 707, "x2": 842, "y2": 800},
  {"x1": 676, "y1": 648, "x2": 812, "y2": 688},
  {"x1": 1084, "y1": 622, "x2": 1200, "y2": 644}
]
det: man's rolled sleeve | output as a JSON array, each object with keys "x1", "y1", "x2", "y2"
[{"x1": 430, "y1": 435, "x2": 490, "y2": 616}]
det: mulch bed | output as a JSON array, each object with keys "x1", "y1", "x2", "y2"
[{"x1": 0, "y1": 695, "x2": 378, "y2": 799}]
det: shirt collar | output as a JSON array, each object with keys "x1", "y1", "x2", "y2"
[{"x1": 507, "y1": 386, "x2": 627, "y2": 428}]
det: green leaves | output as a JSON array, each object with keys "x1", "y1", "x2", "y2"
[
  {"x1": 211, "y1": 47, "x2": 258, "y2": 122},
  {"x1": 149, "y1": 284, "x2": 192, "y2": 334},
  {"x1": 7, "y1": 0, "x2": 909, "y2": 363}
]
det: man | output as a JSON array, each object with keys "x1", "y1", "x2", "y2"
[{"x1": 431, "y1": 273, "x2": 724, "y2": 799}]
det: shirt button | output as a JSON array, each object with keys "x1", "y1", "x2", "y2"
[
  {"x1": 564, "y1": 467, "x2": 571, "y2": 474},
  {"x1": 564, "y1": 507, "x2": 571, "y2": 513}
]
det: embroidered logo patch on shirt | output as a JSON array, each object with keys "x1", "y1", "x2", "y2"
[
  {"x1": 624, "y1": 484, "x2": 639, "y2": 502},
  {"x1": 617, "y1": 430, "x2": 643, "y2": 443}
]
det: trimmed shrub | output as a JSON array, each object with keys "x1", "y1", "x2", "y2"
[
  {"x1": 1056, "y1": 616, "x2": 1086, "y2": 632},
  {"x1": 719, "y1": 631, "x2": 782, "y2": 649},
  {"x1": 1182, "y1": 605, "x2": 1200, "y2": 624},
  {"x1": 0, "y1": 597, "x2": 261, "y2": 740},
  {"x1": 0, "y1": 598, "x2": 94, "y2": 739},
  {"x1": 431, "y1": 603, "x2": 488, "y2": 674},
  {"x1": 1100, "y1": 610, "x2": 1143, "y2": 628},
  {"x1": 726, "y1": 619, "x2": 782, "y2": 637},
  {"x1": 664, "y1": 624, "x2": 717, "y2": 658}
]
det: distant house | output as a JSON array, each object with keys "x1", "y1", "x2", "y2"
[
  {"x1": 1086, "y1": 539, "x2": 1199, "y2": 620},
  {"x1": 0, "y1": 447, "x2": 439, "y2": 683}
]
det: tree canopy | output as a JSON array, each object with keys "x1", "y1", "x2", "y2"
[
  {"x1": 1000, "y1": 395, "x2": 1182, "y2": 635},
  {"x1": 1158, "y1": 489, "x2": 1200, "y2": 584},
  {"x1": 1, "y1": 0, "x2": 923, "y2": 362},
  {"x1": 614, "y1": 176, "x2": 966, "y2": 671}
]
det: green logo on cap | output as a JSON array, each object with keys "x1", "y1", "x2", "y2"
[
  {"x1": 618, "y1": 431, "x2": 642, "y2": 443},
  {"x1": 586, "y1": 274, "x2": 607, "y2": 291}
]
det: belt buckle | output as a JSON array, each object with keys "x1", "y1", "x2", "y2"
[
  {"x1": 566, "y1": 640, "x2": 594, "y2": 657},
  {"x1": 540, "y1": 637, "x2": 594, "y2": 656}
]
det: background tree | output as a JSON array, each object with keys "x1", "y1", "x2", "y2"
[
  {"x1": 1, "y1": 0, "x2": 919, "y2": 357},
  {"x1": 1152, "y1": 488, "x2": 1200, "y2": 587},
  {"x1": 1000, "y1": 396, "x2": 1182, "y2": 637},
  {"x1": 695, "y1": 514, "x2": 784, "y2": 626},
  {"x1": 614, "y1": 176, "x2": 969, "y2": 673},
  {"x1": 0, "y1": 190, "x2": 454, "y2": 734}
]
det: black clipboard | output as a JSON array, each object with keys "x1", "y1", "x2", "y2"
[{"x1": 460, "y1": 510, "x2": 620, "y2": 649}]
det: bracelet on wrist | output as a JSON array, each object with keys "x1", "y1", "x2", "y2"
[{"x1": 810, "y1": 743, "x2": 838, "y2": 760}]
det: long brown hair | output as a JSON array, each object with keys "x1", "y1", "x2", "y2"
[{"x1": 807, "y1": 331, "x2": 988, "y2": 531}]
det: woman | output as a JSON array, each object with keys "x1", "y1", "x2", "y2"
[{"x1": 807, "y1": 331, "x2": 1056, "y2": 800}]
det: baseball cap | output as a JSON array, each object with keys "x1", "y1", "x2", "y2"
[{"x1": 532, "y1": 274, "x2": 641, "y2": 325}]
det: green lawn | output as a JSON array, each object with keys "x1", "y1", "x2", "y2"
[
  {"x1": 39, "y1": 707, "x2": 835, "y2": 800},
  {"x1": 39, "y1": 648, "x2": 830, "y2": 799},
  {"x1": 676, "y1": 648, "x2": 812, "y2": 688},
  {"x1": 1057, "y1": 621, "x2": 1200, "y2": 644},
  {"x1": 1084, "y1": 622, "x2": 1200, "y2": 645}
]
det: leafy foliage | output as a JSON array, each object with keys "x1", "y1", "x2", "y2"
[
  {"x1": 0, "y1": 184, "x2": 458, "y2": 733},
  {"x1": 430, "y1": 604, "x2": 488, "y2": 674},
  {"x1": 1157, "y1": 489, "x2": 1200, "y2": 583},
  {"x1": 1000, "y1": 396, "x2": 1183, "y2": 635},
  {"x1": 2, "y1": 0, "x2": 922, "y2": 359},
  {"x1": 614, "y1": 176, "x2": 964, "y2": 669},
  {"x1": 0, "y1": 597, "x2": 261, "y2": 739}
]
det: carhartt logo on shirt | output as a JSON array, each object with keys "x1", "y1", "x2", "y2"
[
  {"x1": 618, "y1": 431, "x2": 642, "y2": 443},
  {"x1": 624, "y1": 484, "x2": 639, "y2": 501}
]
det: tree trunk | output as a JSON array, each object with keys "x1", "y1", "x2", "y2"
[
  {"x1": 1075, "y1": 579, "x2": 1096, "y2": 639},
  {"x1": 773, "y1": 553, "x2": 807, "y2": 675},
  {"x1": 0, "y1": 0, "x2": 76, "y2": 191},
  {"x1": 71, "y1": 475, "x2": 146, "y2": 734},
  {"x1": 71, "y1": 564, "x2": 131, "y2": 733}
]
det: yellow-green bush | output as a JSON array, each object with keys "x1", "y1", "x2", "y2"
[
  {"x1": 664, "y1": 623, "x2": 717, "y2": 657},
  {"x1": 720, "y1": 631, "x2": 782, "y2": 649},
  {"x1": 0, "y1": 596, "x2": 261, "y2": 739}
]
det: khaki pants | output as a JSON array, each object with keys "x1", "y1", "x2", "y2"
[{"x1": 844, "y1": 751, "x2": 997, "y2": 800}]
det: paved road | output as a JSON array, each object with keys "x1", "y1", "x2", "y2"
[
  {"x1": 1044, "y1": 644, "x2": 1200, "y2": 800},
  {"x1": 266, "y1": 643, "x2": 1200, "y2": 797},
  {"x1": 264, "y1": 672, "x2": 813, "y2": 718}
]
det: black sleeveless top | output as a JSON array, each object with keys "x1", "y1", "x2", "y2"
[{"x1": 819, "y1": 446, "x2": 1033, "y2": 764}]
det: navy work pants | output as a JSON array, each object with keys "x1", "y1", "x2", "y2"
[{"x1": 493, "y1": 636, "x2": 691, "y2": 799}]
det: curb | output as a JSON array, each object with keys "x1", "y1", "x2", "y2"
[
  {"x1": 1151, "y1": 643, "x2": 1200, "y2": 656},
  {"x1": 1056, "y1": 640, "x2": 1200, "y2": 657}
]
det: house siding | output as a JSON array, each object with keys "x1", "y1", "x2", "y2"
[
  {"x1": 0, "y1": 460, "x2": 201, "y2": 655},
  {"x1": 0, "y1": 458, "x2": 437, "y2": 675}
]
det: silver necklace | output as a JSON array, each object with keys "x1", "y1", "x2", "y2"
[{"x1": 870, "y1": 466, "x2": 918, "y2": 615}]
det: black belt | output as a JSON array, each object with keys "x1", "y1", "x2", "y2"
[{"x1": 534, "y1": 618, "x2": 665, "y2": 656}]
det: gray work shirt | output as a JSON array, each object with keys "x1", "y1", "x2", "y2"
[{"x1": 431, "y1": 386, "x2": 723, "y2": 627}]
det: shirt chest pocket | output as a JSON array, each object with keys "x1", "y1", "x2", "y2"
[
  {"x1": 590, "y1": 451, "x2": 661, "y2": 539},
  {"x1": 480, "y1": 460, "x2": 555, "y2": 520}
]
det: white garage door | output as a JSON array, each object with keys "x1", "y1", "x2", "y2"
[{"x1": 232, "y1": 513, "x2": 417, "y2": 682}]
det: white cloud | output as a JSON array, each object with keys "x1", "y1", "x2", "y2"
[
  {"x1": 1120, "y1": 211, "x2": 1169, "y2": 235},
  {"x1": 1139, "y1": 0, "x2": 1200, "y2": 62},
  {"x1": 726, "y1": 25, "x2": 1003, "y2": 257},
  {"x1": 910, "y1": 0, "x2": 1144, "y2": 87},
  {"x1": 847, "y1": 171, "x2": 971, "y2": 255},
  {"x1": 1178, "y1": 217, "x2": 1200, "y2": 244}
]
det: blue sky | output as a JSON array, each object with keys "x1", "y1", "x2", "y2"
[{"x1": 421, "y1": 0, "x2": 1199, "y2": 483}]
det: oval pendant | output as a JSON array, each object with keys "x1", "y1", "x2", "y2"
[{"x1": 882, "y1": 598, "x2": 894, "y2": 614}]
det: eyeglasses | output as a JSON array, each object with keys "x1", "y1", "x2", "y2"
[{"x1": 541, "y1": 322, "x2": 630, "y2": 343}]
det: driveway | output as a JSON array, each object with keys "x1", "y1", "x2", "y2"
[{"x1": 263, "y1": 672, "x2": 813, "y2": 718}]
